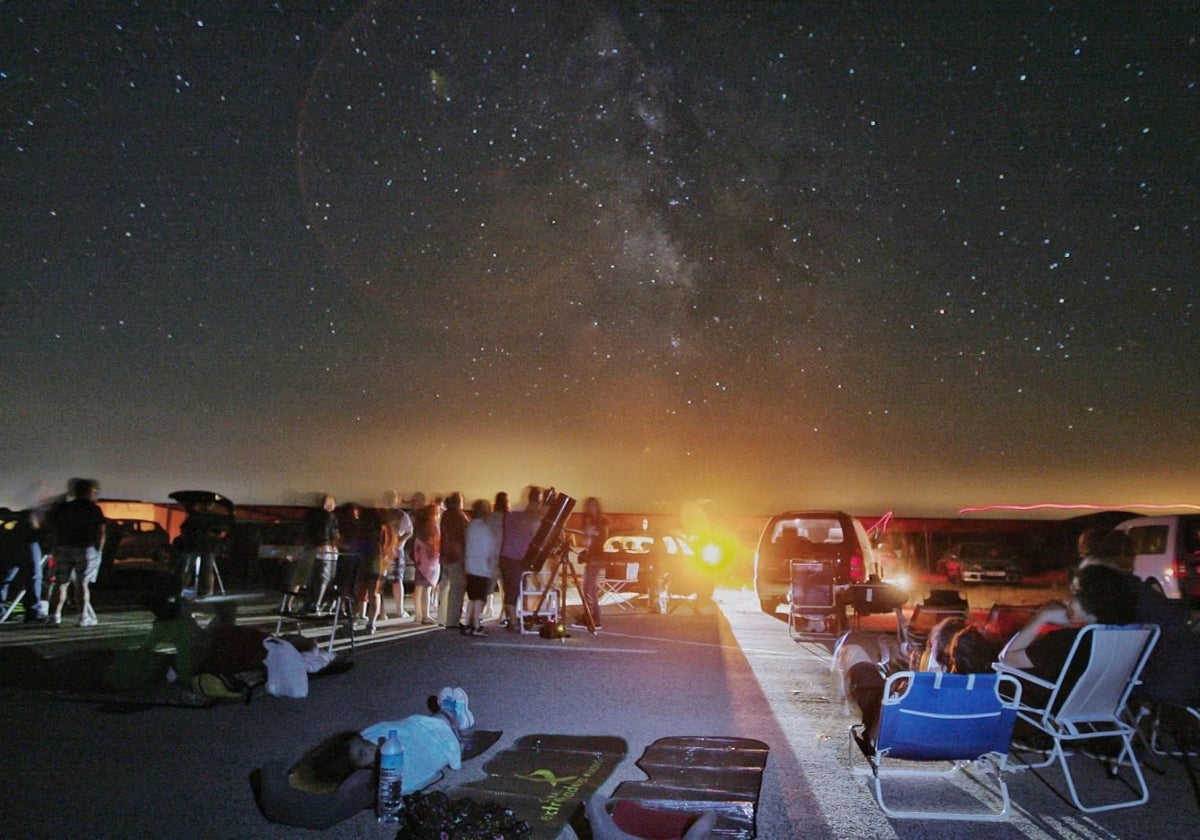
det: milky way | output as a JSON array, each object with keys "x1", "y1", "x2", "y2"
[{"x1": 1, "y1": 2, "x2": 1196, "y2": 516}]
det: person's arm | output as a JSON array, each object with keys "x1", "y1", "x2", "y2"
[{"x1": 998, "y1": 601, "x2": 1072, "y2": 669}]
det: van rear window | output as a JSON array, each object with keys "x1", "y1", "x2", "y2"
[{"x1": 771, "y1": 519, "x2": 844, "y2": 545}]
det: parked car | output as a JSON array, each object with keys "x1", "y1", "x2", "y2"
[
  {"x1": 256, "y1": 520, "x2": 308, "y2": 590},
  {"x1": 938, "y1": 542, "x2": 1023, "y2": 584},
  {"x1": 753, "y1": 511, "x2": 879, "y2": 619},
  {"x1": 601, "y1": 531, "x2": 704, "y2": 613},
  {"x1": 105, "y1": 519, "x2": 171, "y2": 564},
  {"x1": 1112, "y1": 515, "x2": 1200, "y2": 601}
]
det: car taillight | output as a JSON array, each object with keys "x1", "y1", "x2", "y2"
[
  {"x1": 1175, "y1": 556, "x2": 1200, "y2": 582},
  {"x1": 849, "y1": 554, "x2": 865, "y2": 582}
]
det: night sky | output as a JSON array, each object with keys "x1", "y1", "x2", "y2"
[{"x1": 2, "y1": 2, "x2": 1197, "y2": 517}]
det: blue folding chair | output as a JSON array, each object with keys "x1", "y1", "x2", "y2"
[{"x1": 850, "y1": 670, "x2": 1022, "y2": 821}]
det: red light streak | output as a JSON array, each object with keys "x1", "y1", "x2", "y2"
[{"x1": 959, "y1": 502, "x2": 1200, "y2": 514}]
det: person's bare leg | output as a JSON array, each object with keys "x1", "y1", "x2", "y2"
[
  {"x1": 52, "y1": 582, "x2": 69, "y2": 623},
  {"x1": 79, "y1": 581, "x2": 94, "y2": 624},
  {"x1": 313, "y1": 581, "x2": 330, "y2": 612},
  {"x1": 397, "y1": 579, "x2": 411, "y2": 617},
  {"x1": 367, "y1": 591, "x2": 381, "y2": 633},
  {"x1": 413, "y1": 584, "x2": 426, "y2": 622}
]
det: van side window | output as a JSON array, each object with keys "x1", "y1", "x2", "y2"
[{"x1": 1130, "y1": 525, "x2": 1168, "y2": 555}]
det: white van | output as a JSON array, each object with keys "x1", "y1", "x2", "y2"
[{"x1": 1112, "y1": 515, "x2": 1200, "y2": 600}]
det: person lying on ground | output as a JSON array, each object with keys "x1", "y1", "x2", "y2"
[{"x1": 287, "y1": 687, "x2": 474, "y2": 795}]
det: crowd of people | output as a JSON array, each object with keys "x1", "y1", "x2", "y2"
[
  {"x1": 0, "y1": 480, "x2": 614, "y2": 638},
  {"x1": 835, "y1": 526, "x2": 1200, "y2": 747},
  {"x1": 274, "y1": 486, "x2": 609, "y2": 636},
  {"x1": 0, "y1": 477, "x2": 106, "y2": 627}
]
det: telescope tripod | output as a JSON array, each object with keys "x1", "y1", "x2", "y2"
[{"x1": 533, "y1": 538, "x2": 596, "y2": 636}]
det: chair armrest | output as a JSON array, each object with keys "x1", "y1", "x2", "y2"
[{"x1": 992, "y1": 661, "x2": 1054, "y2": 691}]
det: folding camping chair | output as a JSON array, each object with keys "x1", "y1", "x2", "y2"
[
  {"x1": 994, "y1": 623, "x2": 1160, "y2": 812},
  {"x1": 849, "y1": 670, "x2": 1022, "y2": 821},
  {"x1": 0, "y1": 587, "x2": 27, "y2": 623},
  {"x1": 599, "y1": 560, "x2": 639, "y2": 611},
  {"x1": 788, "y1": 560, "x2": 840, "y2": 640},
  {"x1": 516, "y1": 569, "x2": 559, "y2": 634},
  {"x1": 897, "y1": 595, "x2": 970, "y2": 665},
  {"x1": 1138, "y1": 703, "x2": 1200, "y2": 758},
  {"x1": 273, "y1": 552, "x2": 360, "y2": 654}
]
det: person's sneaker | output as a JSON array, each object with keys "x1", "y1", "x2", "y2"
[
  {"x1": 50, "y1": 615, "x2": 62, "y2": 627},
  {"x1": 470, "y1": 626, "x2": 488, "y2": 637},
  {"x1": 24, "y1": 613, "x2": 48, "y2": 625},
  {"x1": 452, "y1": 687, "x2": 474, "y2": 729},
  {"x1": 78, "y1": 614, "x2": 98, "y2": 628},
  {"x1": 438, "y1": 686, "x2": 457, "y2": 724}
]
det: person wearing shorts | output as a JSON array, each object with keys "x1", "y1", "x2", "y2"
[{"x1": 48, "y1": 478, "x2": 106, "y2": 627}]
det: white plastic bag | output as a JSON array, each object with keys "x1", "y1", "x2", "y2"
[{"x1": 263, "y1": 636, "x2": 309, "y2": 698}]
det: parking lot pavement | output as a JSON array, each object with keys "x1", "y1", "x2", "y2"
[{"x1": 1, "y1": 586, "x2": 1199, "y2": 838}]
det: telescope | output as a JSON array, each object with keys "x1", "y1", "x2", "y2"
[{"x1": 522, "y1": 488, "x2": 576, "y2": 573}]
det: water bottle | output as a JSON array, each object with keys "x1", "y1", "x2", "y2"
[{"x1": 375, "y1": 729, "x2": 404, "y2": 824}]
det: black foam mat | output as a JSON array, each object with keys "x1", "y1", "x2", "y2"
[
  {"x1": 610, "y1": 736, "x2": 769, "y2": 839},
  {"x1": 448, "y1": 733, "x2": 627, "y2": 839}
]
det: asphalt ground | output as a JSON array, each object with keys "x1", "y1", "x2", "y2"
[{"x1": 2, "y1": 584, "x2": 1199, "y2": 839}]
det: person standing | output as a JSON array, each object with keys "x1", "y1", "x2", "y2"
[
  {"x1": 437, "y1": 492, "x2": 470, "y2": 630},
  {"x1": 498, "y1": 487, "x2": 544, "y2": 631},
  {"x1": 463, "y1": 499, "x2": 498, "y2": 635},
  {"x1": 48, "y1": 478, "x2": 106, "y2": 627},
  {"x1": 485, "y1": 492, "x2": 508, "y2": 621},
  {"x1": 574, "y1": 496, "x2": 609, "y2": 630},
  {"x1": 411, "y1": 503, "x2": 441, "y2": 625},
  {"x1": 288, "y1": 494, "x2": 338, "y2": 614},
  {"x1": 20, "y1": 507, "x2": 49, "y2": 622},
  {"x1": 344, "y1": 504, "x2": 392, "y2": 634},
  {"x1": 382, "y1": 490, "x2": 414, "y2": 620}
]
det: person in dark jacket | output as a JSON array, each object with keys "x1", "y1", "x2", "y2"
[{"x1": 49, "y1": 478, "x2": 106, "y2": 627}]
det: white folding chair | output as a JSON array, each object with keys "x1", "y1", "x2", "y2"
[
  {"x1": 1137, "y1": 702, "x2": 1200, "y2": 758},
  {"x1": 598, "y1": 561, "x2": 639, "y2": 611},
  {"x1": 994, "y1": 623, "x2": 1160, "y2": 812},
  {"x1": 849, "y1": 670, "x2": 1022, "y2": 821},
  {"x1": 516, "y1": 570, "x2": 558, "y2": 633},
  {"x1": 0, "y1": 587, "x2": 27, "y2": 623}
]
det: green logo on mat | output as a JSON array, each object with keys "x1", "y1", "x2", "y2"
[
  {"x1": 512, "y1": 758, "x2": 606, "y2": 823},
  {"x1": 514, "y1": 769, "x2": 579, "y2": 789}
]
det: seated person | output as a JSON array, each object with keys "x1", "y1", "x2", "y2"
[
  {"x1": 998, "y1": 564, "x2": 1138, "y2": 709},
  {"x1": 945, "y1": 625, "x2": 1002, "y2": 676},
  {"x1": 1065, "y1": 544, "x2": 1198, "y2": 705},
  {"x1": 846, "y1": 623, "x2": 996, "y2": 742},
  {"x1": 911, "y1": 615, "x2": 968, "y2": 671},
  {"x1": 1128, "y1": 573, "x2": 1200, "y2": 706}
]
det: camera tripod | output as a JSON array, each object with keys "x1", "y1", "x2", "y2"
[{"x1": 533, "y1": 534, "x2": 597, "y2": 636}]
